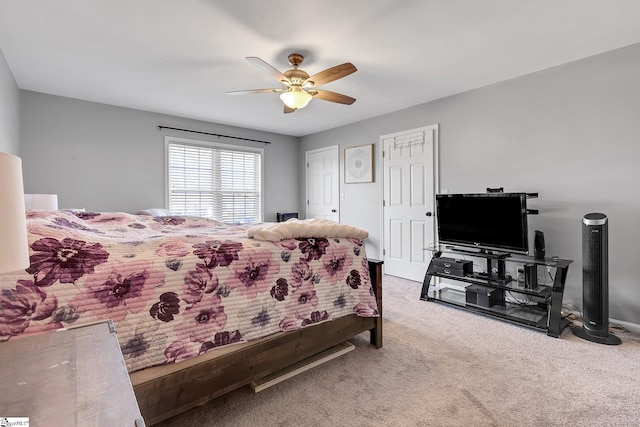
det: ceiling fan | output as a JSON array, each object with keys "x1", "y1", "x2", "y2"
[{"x1": 226, "y1": 54, "x2": 357, "y2": 113}]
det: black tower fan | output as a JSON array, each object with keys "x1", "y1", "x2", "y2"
[{"x1": 572, "y1": 213, "x2": 621, "y2": 345}]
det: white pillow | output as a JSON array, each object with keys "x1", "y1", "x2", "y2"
[{"x1": 136, "y1": 208, "x2": 172, "y2": 217}]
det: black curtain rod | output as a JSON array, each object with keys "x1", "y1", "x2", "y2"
[{"x1": 158, "y1": 126, "x2": 271, "y2": 145}]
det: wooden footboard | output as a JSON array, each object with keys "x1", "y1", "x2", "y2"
[
  {"x1": 368, "y1": 258, "x2": 383, "y2": 348},
  {"x1": 133, "y1": 259, "x2": 383, "y2": 425}
]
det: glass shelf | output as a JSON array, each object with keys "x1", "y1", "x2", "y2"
[
  {"x1": 432, "y1": 271, "x2": 552, "y2": 299},
  {"x1": 427, "y1": 286, "x2": 549, "y2": 329}
]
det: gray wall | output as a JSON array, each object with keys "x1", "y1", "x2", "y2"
[
  {"x1": 0, "y1": 49, "x2": 20, "y2": 155},
  {"x1": 20, "y1": 91, "x2": 300, "y2": 220},
  {"x1": 300, "y1": 42, "x2": 640, "y2": 327}
]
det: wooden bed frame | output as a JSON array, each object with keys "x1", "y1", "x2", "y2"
[{"x1": 132, "y1": 259, "x2": 383, "y2": 425}]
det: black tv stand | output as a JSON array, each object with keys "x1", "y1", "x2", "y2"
[{"x1": 421, "y1": 249, "x2": 573, "y2": 337}]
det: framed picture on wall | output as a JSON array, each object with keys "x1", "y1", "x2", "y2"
[{"x1": 344, "y1": 144, "x2": 373, "y2": 183}]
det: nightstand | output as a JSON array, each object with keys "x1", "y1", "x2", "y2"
[{"x1": 0, "y1": 321, "x2": 145, "y2": 426}]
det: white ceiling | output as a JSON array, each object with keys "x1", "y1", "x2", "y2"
[{"x1": 2, "y1": 1, "x2": 640, "y2": 137}]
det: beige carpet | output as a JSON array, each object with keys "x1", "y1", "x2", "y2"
[{"x1": 156, "y1": 275, "x2": 640, "y2": 427}]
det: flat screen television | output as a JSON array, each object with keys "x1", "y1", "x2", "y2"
[{"x1": 435, "y1": 192, "x2": 529, "y2": 254}]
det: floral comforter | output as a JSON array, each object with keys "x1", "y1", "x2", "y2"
[{"x1": 0, "y1": 211, "x2": 379, "y2": 373}]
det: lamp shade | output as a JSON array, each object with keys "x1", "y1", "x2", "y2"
[
  {"x1": 24, "y1": 193, "x2": 59, "y2": 211},
  {"x1": 280, "y1": 89, "x2": 312, "y2": 110},
  {"x1": 0, "y1": 152, "x2": 30, "y2": 274}
]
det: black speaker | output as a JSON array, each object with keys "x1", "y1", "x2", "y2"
[
  {"x1": 524, "y1": 263, "x2": 537, "y2": 289},
  {"x1": 572, "y1": 213, "x2": 621, "y2": 345},
  {"x1": 534, "y1": 230, "x2": 545, "y2": 260}
]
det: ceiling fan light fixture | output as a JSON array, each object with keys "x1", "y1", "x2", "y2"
[
  {"x1": 280, "y1": 89, "x2": 312, "y2": 110},
  {"x1": 234, "y1": 55, "x2": 357, "y2": 113}
]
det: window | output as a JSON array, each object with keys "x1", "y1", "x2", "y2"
[{"x1": 166, "y1": 137, "x2": 263, "y2": 224}]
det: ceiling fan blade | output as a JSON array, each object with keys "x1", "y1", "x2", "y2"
[
  {"x1": 284, "y1": 105, "x2": 296, "y2": 114},
  {"x1": 246, "y1": 57, "x2": 290, "y2": 85},
  {"x1": 311, "y1": 89, "x2": 356, "y2": 105},
  {"x1": 226, "y1": 88, "x2": 283, "y2": 95},
  {"x1": 306, "y1": 62, "x2": 357, "y2": 87}
]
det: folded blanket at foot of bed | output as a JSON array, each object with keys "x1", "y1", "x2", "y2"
[{"x1": 247, "y1": 218, "x2": 368, "y2": 242}]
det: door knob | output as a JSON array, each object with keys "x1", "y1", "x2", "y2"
[
  {"x1": 331, "y1": 209, "x2": 337, "y2": 213},
  {"x1": 425, "y1": 212, "x2": 432, "y2": 217}
]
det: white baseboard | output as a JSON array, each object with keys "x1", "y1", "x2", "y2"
[
  {"x1": 568, "y1": 311, "x2": 640, "y2": 335},
  {"x1": 610, "y1": 318, "x2": 640, "y2": 335}
]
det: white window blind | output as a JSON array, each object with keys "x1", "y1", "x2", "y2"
[{"x1": 167, "y1": 141, "x2": 262, "y2": 224}]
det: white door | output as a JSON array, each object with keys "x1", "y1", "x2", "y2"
[
  {"x1": 382, "y1": 125, "x2": 438, "y2": 281},
  {"x1": 306, "y1": 146, "x2": 339, "y2": 221}
]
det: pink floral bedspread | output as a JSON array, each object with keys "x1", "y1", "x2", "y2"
[{"x1": 0, "y1": 211, "x2": 379, "y2": 373}]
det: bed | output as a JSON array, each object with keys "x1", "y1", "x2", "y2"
[{"x1": 0, "y1": 210, "x2": 382, "y2": 425}]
